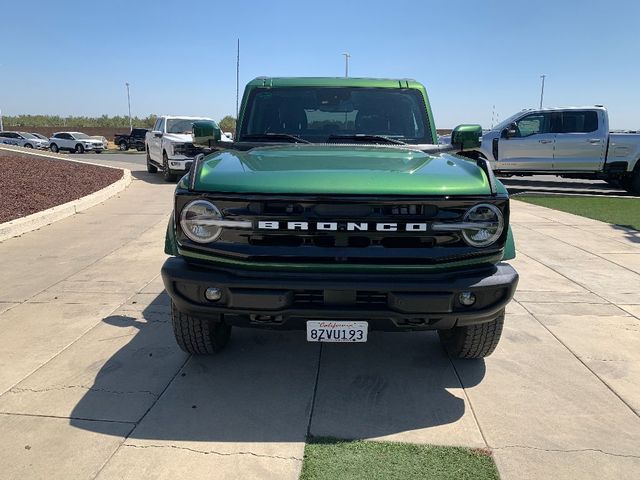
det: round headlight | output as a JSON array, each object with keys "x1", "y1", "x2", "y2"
[
  {"x1": 180, "y1": 200, "x2": 223, "y2": 243},
  {"x1": 461, "y1": 204, "x2": 504, "y2": 247}
]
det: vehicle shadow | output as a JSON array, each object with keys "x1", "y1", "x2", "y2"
[
  {"x1": 130, "y1": 170, "x2": 180, "y2": 185},
  {"x1": 70, "y1": 294, "x2": 484, "y2": 443},
  {"x1": 610, "y1": 224, "x2": 640, "y2": 243}
]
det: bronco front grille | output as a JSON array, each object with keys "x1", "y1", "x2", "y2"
[{"x1": 175, "y1": 193, "x2": 509, "y2": 265}]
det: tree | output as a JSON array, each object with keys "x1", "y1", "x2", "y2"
[{"x1": 218, "y1": 116, "x2": 236, "y2": 133}]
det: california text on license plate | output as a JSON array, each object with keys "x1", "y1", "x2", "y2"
[{"x1": 306, "y1": 321, "x2": 368, "y2": 343}]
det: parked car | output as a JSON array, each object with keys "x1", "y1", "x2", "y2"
[
  {"x1": 114, "y1": 128, "x2": 148, "y2": 151},
  {"x1": 49, "y1": 132, "x2": 105, "y2": 153},
  {"x1": 478, "y1": 106, "x2": 640, "y2": 193},
  {"x1": 91, "y1": 136, "x2": 109, "y2": 150},
  {"x1": 145, "y1": 116, "x2": 229, "y2": 181},
  {"x1": 0, "y1": 131, "x2": 49, "y2": 149},
  {"x1": 31, "y1": 133, "x2": 51, "y2": 143}
]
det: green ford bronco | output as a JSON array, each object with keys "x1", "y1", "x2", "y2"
[{"x1": 162, "y1": 77, "x2": 519, "y2": 358}]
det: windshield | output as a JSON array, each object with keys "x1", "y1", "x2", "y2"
[
  {"x1": 493, "y1": 112, "x2": 525, "y2": 131},
  {"x1": 73, "y1": 133, "x2": 90, "y2": 139},
  {"x1": 166, "y1": 118, "x2": 211, "y2": 134},
  {"x1": 19, "y1": 132, "x2": 37, "y2": 139},
  {"x1": 239, "y1": 87, "x2": 433, "y2": 144}
]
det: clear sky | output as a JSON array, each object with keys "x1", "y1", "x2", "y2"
[{"x1": 1, "y1": 0, "x2": 638, "y2": 129}]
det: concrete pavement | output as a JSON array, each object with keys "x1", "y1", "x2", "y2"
[{"x1": 0, "y1": 154, "x2": 638, "y2": 479}]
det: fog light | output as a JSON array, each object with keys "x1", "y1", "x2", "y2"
[
  {"x1": 205, "y1": 287, "x2": 222, "y2": 302},
  {"x1": 458, "y1": 291, "x2": 476, "y2": 307}
]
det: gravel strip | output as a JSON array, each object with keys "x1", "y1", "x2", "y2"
[{"x1": 0, "y1": 150, "x2": 123, "y2": 223}]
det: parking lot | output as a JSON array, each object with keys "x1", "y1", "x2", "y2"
[{"x1": 0, "y1": 152, "x2": 638, "y2": 479}]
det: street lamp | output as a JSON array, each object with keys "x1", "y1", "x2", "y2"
[
  {"x1": 342, "y1": 52, "x2": 351, "y2": 78},
  {"x1": 539, "y1": 74, "x2": 546, "y2": 109},
  {"x1": 125, "y1": 82, "x2": 132, "y2": 131}
]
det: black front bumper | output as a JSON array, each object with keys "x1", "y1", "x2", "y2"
[{"x1": 161, "y1": 257, "x2": 519, "y2": 331}]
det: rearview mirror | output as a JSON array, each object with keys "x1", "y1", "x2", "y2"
[
  {"x1": 153, "y1": 131, "x2": 163, "y2": 138},
  {"x1": 451, "y1": 124, "x2": 482, "y2": 150},
  {"x1": 192, "y1": 121, "x2": 222, "y2": 148}
]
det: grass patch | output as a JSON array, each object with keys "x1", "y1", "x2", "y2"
[
  {"x1": 515, "y1": 195, "x2": 640, "y2": 231},
  {"x1": 300, "y1": 438, "x2": 500, "y2": 480}
]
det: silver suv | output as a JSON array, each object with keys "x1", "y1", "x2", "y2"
[{"x1": 0, "y1": 131, "x2": 49, "y2": 149}]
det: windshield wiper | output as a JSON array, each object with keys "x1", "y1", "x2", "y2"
[
  {"x1": 242, "y1": 133, "x2": 310, "y2": 144},
  {"x1": 326, "y1": 134, "x2": 406, "y2": 145}
]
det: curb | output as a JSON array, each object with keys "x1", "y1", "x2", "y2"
[{"x1": 0, "y1": 146, "x2": 132, "y2": 242}]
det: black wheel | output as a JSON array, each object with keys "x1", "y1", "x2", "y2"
[
  {"x1": 119, "y1": 141, "x2": 128, "y2": 151},
  {"x1": 94, "y1": 150, "x2": 102, "y2": 154},
  {"x1": 605, "y1": 177, "x2": 622, "y2": 188},
  {"x1": 75, "y1": 144, "x2": 85, "y2": 154},
  {"x1": 163, "y1": 152, "x2": 177, "y2": 182},
  {"x1": 50, "y1": 143, "x2": 59, "y2": 153},
  {"x1": 146, "y1": 148, "x2": 158, "y2": 173},
  {"x1": 24, "y1": 143, "x2": 33, "y2": 149},
  {"x1": 626, "y1": 169, "x2": 640, "y2": 195},
  {"x1": 438, "y1": 310, "x2": 504, "y2": 359},
  {"x1": 171, "y1": 301, "x2": 231, "y2": 355}
]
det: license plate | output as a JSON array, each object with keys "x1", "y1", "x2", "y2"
[{"x1": 306, "y1": 321, "x2": 368, "y2": 343}]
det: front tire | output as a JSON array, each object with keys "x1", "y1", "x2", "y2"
[
  {"x1": 626, "y1": 169, "x2": 640, "y2": 195},
  {"x1": 163, "y1": 152, "x2": 178, "y2": 182},
  {"x1": 75, "y1": 144, "x2": 85, "y2": 154},
  {"x1": 171, "y1": 302, "x2": 231, "y2": 355},
  {"x1": 119, "y1": 141, "x2": 128, "y2": 151},
  {"x1": 146, "y1": 148, "x2": 158, "y2": 173},
  {"x1": 24, "y1": 143, "x2": 33, "y2": 149},
  {"x1": 438, "y1": 310, "x2": 504, "y2": 358},
  {"x1": 50, "y1": 143, "x2": 59, "y2": 153}
]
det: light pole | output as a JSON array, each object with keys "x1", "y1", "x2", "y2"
[
  {"x1": 236, "y1": 38, "x2": 240, "y2": 119},
  {"x1": 342, "y1": 52, "x2": 351, "y2": 78},
  {"x1": 0, "y1": 108, "x2": 3, "y2": 131},
  {"x1": 539, "y1": 74, "x2": 546, "y2": 109},
  {"x1": 125, "y1": 82, "x2": 132, "y2": 131}
]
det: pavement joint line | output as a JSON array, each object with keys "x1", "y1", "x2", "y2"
[
  {"x1": 120, "y1": 444, "x2": 303, "y2": 462},
  {"x1": 90, "y1": 354, "x2": 193, "y2": 480},
  {"x1": 446, "y1": 350, "x2": 490, "y2": 448},
  {"x1": 514, "y1": 249, "x2": 616, "y2": 307},
  {"x1": 305, "y1": 343, "x2": 324, "y2": 438},
  {"x1": 0, "y1": 239, "x2": 167, "y2": 399},
  {"x1": 0, "y1": 410, "x2": 136, "y2": 425},
  {"x1": 8, "y1": 385, "x2": 159, "y2": 397},
  {"x1": 524, "y1": 221, "x2": 640, "y2": 257},
  {"x1": 518, "y1": 302, "x2": 640, "y2": 419},
  {"x1": 490, "y1": 444, "x2": 640, "y2": 459},
  {"x1": 520, "y1": 217, "x2": 640, "y2": 258}
]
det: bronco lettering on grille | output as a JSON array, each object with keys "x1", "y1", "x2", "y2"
[{"x1": 257, "y1": 221, "x2": 430, "y2": 232}]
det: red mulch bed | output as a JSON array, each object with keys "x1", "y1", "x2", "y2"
[{"x1": 0, "y1": 150, "x2": 123, "y2": 223}]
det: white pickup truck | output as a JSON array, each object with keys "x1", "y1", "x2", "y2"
[
  {"x1": 145, "y1": 116, "x2": 225, "y2": 181},
  {"x1": 478, "y1": 107, "x2": 640, "y2": 194}
]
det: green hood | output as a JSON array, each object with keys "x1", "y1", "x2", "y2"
[{"x1": 193, "y1": 145, "x2": 496, "y2": 195}]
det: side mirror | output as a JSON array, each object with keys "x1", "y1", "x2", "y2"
[
  {"x1": 153, "y1": 131, "x2": 163, "y2": 138},
  {"x1": 501, "y1": 123, "x2": 518, "y2": 139},
  {"x1": 451, "y1": 124, "x2": 482, "y2": 150},
  {"x1": 192, "y1": 121, "x2": 222, "y2": 148}
]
